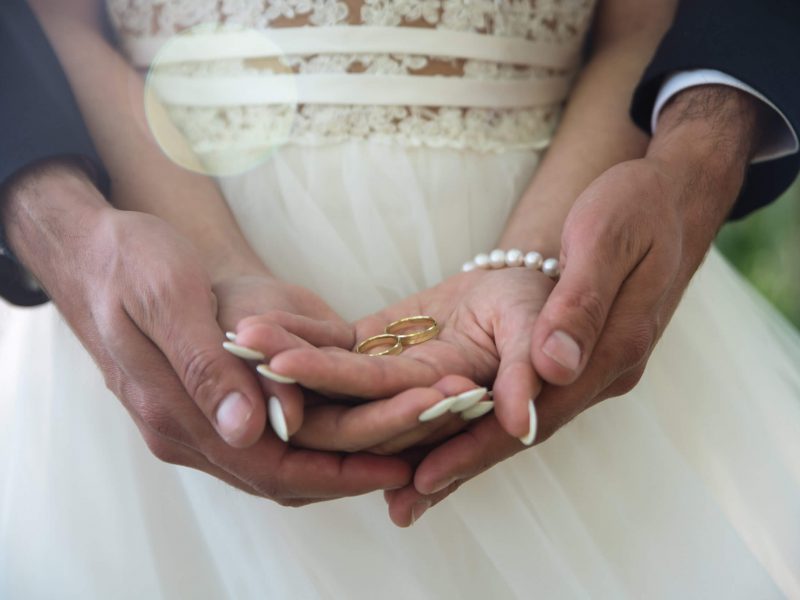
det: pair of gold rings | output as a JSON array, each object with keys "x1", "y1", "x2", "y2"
[{"x1": 355, "y1": 316, "x2": 439, "y2": 356}]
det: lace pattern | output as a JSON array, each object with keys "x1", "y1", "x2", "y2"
[
  {"x1": 168, "y1": 104, "x2": 559, "y2": 155},
  {"x1": 108, "y1": 0, "x2": 596, "y2": 154},
  {"x1": 108, "y1": 0, "x2": 595, "y2": 41}
]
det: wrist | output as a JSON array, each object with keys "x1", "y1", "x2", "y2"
[
  {"x1": 647, "y1": 86, "x2": 764, "y2": 218},
  {"x1": 2, "y1": 162, "x2": 110, "y2": 287},
  {"x1": 204, "y1": 248, "x2": 273, "y2": 286}
]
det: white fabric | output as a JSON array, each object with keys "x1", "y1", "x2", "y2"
[
  {"x1": 124, "y1": 27, "x2": 580, "y2": 69},
  {"x1": 2, "y1": 143, "x2": 800, "y2": 598},
  {"x1": 150, "y1": 72, "x2": 573, "y2": 108},
  {"x1": 652, "y1": 69, "x2": 799, "y2": 164},
  {"x1": 122, "y1": 1, "x2": 596, "y2": 154},
  {"x1": 4, "y1": 1, "x2": 800, "y2": 597}
]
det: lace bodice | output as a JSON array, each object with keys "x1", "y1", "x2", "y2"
[{"x1": 107, "y1": 0, "x2": 597, "y2": 166}]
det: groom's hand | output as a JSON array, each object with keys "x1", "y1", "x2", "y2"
[
  {"x1": 530, "y1": 86, "x2": 765, "y2": 392},
  {"x1": 386, "y1": 86, "x2": 767, "y2": 526},
  {"x1": 1, "y1": 162, "x2": 411, "y2": 503}
]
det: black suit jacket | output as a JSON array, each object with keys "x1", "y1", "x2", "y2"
[
  {"x1": 0, "y1": 0, "x2": 107, "y2": 306},
  {"x1": 631, "y1": 0, "x2": 800, "y2": 221},
  {"x1": 2, "y1": 0, "x2": 799, "y2": 306}
]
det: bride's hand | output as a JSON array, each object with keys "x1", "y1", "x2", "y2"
[
  {"x1": 218, "y1": 275, "x2": 489, "y2": 455},
  {"x1": 214, "y1": 272, "x2": 356, "y2": 440},
  {"x1": 248, "y1": 267, "x2": 555, "y2": 443}
]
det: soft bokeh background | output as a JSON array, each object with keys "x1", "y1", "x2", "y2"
[{"x1": 717, "y1": 179, "x2": 800, "y2": 328}]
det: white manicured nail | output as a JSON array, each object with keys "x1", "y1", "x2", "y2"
[
  {"x1": 222, "y1": 341, "x2": 265, "y2": 361},
  {"x1": 419, "y1": 395, "x2": 459, "y2": 422},
  {"x1": 461, "y1": 401, "x2": 495, "y2": 420},
  {"x1": 225, "y1": 331, "x2": 237, "y2": 341},
  {"x1": 257, "y1": 364, "x2": 297, "y2": 384},
  {"x1": 519, "y1": 399, "x2": 538, "y2": 446},
  {"x1": 449, "y1": 387, "x2": 488, "y2": 412},
  {"x1": 268, "y1": 396, "x2": 289, "y2": 442}
]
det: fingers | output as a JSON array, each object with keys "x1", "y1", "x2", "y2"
[
  {"x1": 531, "y1": 200, "x2": 670, "y2": 385},
  {"x1": 230, "y1": 322, "x2": 318, "y2": 441},
  {"x1": 198, "y1": 433, "x2": 413, "y2": 500},
  {"x1": 385, "y1": 480, "x2": 463, "y2": 528},
  {"x1": 492, "y1": 317, "x2": 541, "y2": 441},
  {"x1": 530, "y1": 239, "x2": 633, "y2": 386},
  {"x1": 237, "y1": 311, "x2": 354, "y2": 350},
  {"x1": 385, "y1": 417, "x2": 521, "y2": 526},
  {"x1": 268, "y1": 345, "x2": 442, "y2": 399},
  {"x1": 122, "y1": 286, "x2": 268, "y2": 448},
  {"x1": 293, "y1": 375, "x2": 484, "y2": 453}
]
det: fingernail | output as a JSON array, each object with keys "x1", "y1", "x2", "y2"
[
  {"x1": 418, "y1": 395, "x2": 459, "y2": 422},
  {"x1": 257, "y1": 364, "x2": 297, "y2": 385},
  {"x1": 460, "y1": 401, "x2": 495, "y2": 421},
  {"x1": 222, "y1": 341, "x2": 265, "y2": 361},
  {"x1": 216, "y1": 392, "x2": 253, "y2": 442},
  {"x1": 268, "y1": 396, "x2": 289, "y2": 442},
  {"x1": 542, "y1": 330, "x2": 581, "y2": 372},
  {"x1": 410, "y1": 499, "x2": 432, "y2": 525},
  {"x1": 518, "y1": 399, "x2": 538, "y2": 446},
  {"x1": 449, "y1": 387, "x2": 488, "y2": 412},
  {"x1": 225, "y1": 331, "x2": 238, "y2": 341}
]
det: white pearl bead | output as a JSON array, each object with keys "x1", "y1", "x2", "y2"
[
  {"x1": 474, "y1": 253, "x2": 491, "y2": 269},
  {"x1": 462, "y1": 261, "x2": 476, "y2": 272},
  {"x1": 524, "y1": 251, "x2": 543, "y2": 269},
  {"x1": 542, "y1": 258, "x2": 560, "y2": 278},
  {"x1": 505, "y1": 249, "x2": 524, "y2": 267},
  {"x1": 489, "y1": 249, "x2": 506, "y2": 269}
]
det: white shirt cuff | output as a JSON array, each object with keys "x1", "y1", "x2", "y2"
[{"x1": 652, "y1": 69, "x2": 799, "y2": 164}]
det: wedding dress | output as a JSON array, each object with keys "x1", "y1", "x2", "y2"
[{"x1": 2, "y1": 1, "x2": 800, "y2": 598}]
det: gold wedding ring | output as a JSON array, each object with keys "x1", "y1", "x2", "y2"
[
  {"x1": 355, "y1": 333, "x2": 404, "y2": 356},
  {"x1": 385, "y1": 315, "x2": 439, "y2": 346}
]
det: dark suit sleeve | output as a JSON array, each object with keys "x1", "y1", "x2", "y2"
[
  {"x1": 0, "y1": 0, "x2": 110, "y2": 306},
  {"x1": 630, "y1": 0, "x2": 800, "y2": 220}
]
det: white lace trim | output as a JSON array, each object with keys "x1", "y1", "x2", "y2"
[
  {"x1": 167, "y1": 103, "x2": 560, "y2": 155},
  {"x1": 109, "y1": 1, "x2": 595, "y2": 153},
  {"x1": 108, "y1": 0, "x2": 596, "y2": 42}
]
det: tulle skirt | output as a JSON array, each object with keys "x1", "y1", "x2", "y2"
[{"x1": 2, "y1": 141, "x2": 800, "y2": 599}]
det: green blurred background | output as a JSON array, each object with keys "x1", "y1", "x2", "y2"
[{"x1": 717, "y1": 178, "x2": 800, "y2": 327}]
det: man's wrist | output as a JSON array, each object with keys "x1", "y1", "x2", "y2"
[
  {"x1": 646, "y1": 86, "x2": 765, "y2": 222},
  {"x1": 2, "y1": 160, "x2": 110, "y2": 291}
]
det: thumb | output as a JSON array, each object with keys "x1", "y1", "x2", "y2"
[
  {"x1": 125, "y1": 284, "x2": 268, "y2": 448},
  {"x1": 531, "y1": 228, "x2": 635, "y2": 386}
]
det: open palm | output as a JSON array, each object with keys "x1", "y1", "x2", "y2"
[{"x1": 264, "y1": 267, "x2": 555, "y2": 440}]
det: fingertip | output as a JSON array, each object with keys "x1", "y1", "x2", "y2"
[
  {"x1": 267, "y1": 396, "x2": 290, "y2": 443},
  {"x1": 266, "y1": 385, "x2": 304, "y2": 439},
  {"x1": 531, "y1": 328, "x2": 584, "y2": 385},
  {"x1": 493, "y1": 399, "x2": 531, "y2": 440},
  {"x1": 216, "y1": 391, "x2": 267, "y2": 448},
  {"x1": 492, "y1": 361, "x2": 540, "y2": 439},
  {"x1": 385, "y1": 484, "x2": 423, "y2": 528}
]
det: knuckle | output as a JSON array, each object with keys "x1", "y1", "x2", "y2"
[
  {"x1": 140, "y1": 403, "x2": 187, "y2": 445},
  {"x1": 552, "y1": 289, "x2": 607, "y2": 343},
  {"x1": 248, "y1": 472, "x2": 281, "y2": 501},
  {"x1": 142, "y1": 431, "x2": 183, "y2": 465},
  {"x1": 178, "y1": 345, "x2": 229, "y2": 413},
  {"x1": 613, "y1": 366, "x2": 646, "y2": 396},
  {"x1": 623, "y1": 326, "x2": 654, "y2": 367}
]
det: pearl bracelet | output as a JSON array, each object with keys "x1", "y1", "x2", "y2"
[{"x1": 462, "y1": 249, "x2": 561, "y2": 279}]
